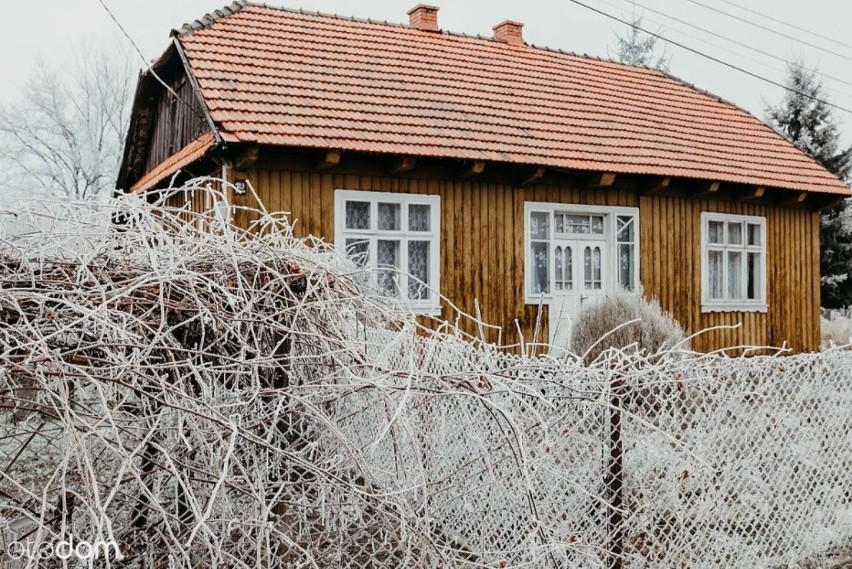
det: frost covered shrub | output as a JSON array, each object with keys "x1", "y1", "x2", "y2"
[
  {"x1": 570, "y1": 293, "x2": 687, "y2": 366},
  {"x1": 821, "y1": 314, "x2": 852, "y2": 350}
]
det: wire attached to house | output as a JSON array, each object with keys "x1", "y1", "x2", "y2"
[
  {"x1": 566, "y1": 0, "x2": 852, "y2": 116},
  {"x1": 95, "y1": 0, "x2": 207, "y2": 123}
]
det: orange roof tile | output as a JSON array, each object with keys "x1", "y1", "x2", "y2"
[
  {"x1": 131, "y1": 133, "x2": 216, "y2": 194},
  {"x1": 176, "y1": 2, "x2": 850, "y2": 195}
]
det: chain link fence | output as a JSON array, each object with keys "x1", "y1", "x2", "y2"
[{"x1": 1, "y1": 182, "x2": 851, "y2": 567}]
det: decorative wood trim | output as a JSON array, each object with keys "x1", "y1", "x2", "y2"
[
  {"x1": 694, "y1": 181, "x2": 721, "y2": 197},
  {"x1": 389, "y1": 156, "x2": 417, "y2": 175},
  {"x1": 316, "y1": 150, "x2": 342, "y2": 170},
  {"x1": 812, "y1": 194, "x2": 848, "y2": 210},
  {"x1": 460, "y1": 160, "x2": 486, "y2": 178},
  {"x1": 779, "y1": 191, "x2": 808, "y2": 206},
  {"x1": 599, "y1": 172, "x2": 617, "y2": 187},
  {"x1": 738, "y1": 186, "x2": 766, "y2": 201},
  {"x1": 233, "y1": 145, "x2": 260, "y2": 171},
  {"x1": 519, "y1": 166, "x2": 546, "y2": 187},
  {"x1": 641, "y1": 176, "x2": 672, "y2": 195}
]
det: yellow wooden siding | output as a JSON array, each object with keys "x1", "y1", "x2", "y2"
[
  {"x1": 228, "y1": 162, "x2": 820, "y2": 353},
  {"x1": 639, "y1": 194, "x2": 820, "y2": 353}
]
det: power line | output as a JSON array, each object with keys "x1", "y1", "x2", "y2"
[
  {"x1": 676, "y1": 0, "x2": 852, "y2": 65},
  {"x1": 602, "y1": 0, "x2": 784, "y2": 74},
  {"x1": 566, "y1": 0, "x2": 852, "y2": 116},
  {"x1": 714, "y1": 0, "x2": 852, "y2": 52},
  {"x1": 95, "y1": 0, "x2": 207, "y2": 123},
  {"x1": 612, "y1": 0, "x2": 852, "y2": 94}
]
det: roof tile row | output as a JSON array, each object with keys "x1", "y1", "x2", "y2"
[{"x1": 174, "y1": 2, "x2": 849, "y2": 195}]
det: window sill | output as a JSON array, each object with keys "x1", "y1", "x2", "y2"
[
  {"x1": 525, "y1": 295, "x2": 553, "y2": 305},
  {"x1": 397, "y1": 304, "x2": 442, "y2": 317},
  {"x1": 701, "y1": 303, "x2": 767, "y2": 313}
]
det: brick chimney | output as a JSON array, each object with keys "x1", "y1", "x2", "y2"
[
  {"x1": 408, "y1": 4, "x2": 439, "y2": 31},
  {"x1": 493, "y1": 20, "x2": 524, "y2": 45}
]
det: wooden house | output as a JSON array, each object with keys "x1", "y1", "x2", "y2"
[{"x1": 117, "y1": 2, "x2": 852, "y2": 352}]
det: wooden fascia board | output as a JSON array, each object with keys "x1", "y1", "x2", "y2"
[
  {"x1": 115, "y1": 69, "x2": 149, "y2": 192},
  {"x1": 172, "y1": 36, "x2": 224, "y2": 147}
]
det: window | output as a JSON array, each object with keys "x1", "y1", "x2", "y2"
[
  {"x1": 701, "y1": 212, "x2": 766, "y2": 312},
  {"x1": 524, "y1": 203, "x2": 640, "y2": 302},
  {"x1": 335, "y1": 190, "x2": 441, "y2": 314}
]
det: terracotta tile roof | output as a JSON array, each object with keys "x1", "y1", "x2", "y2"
[
  {"x1": 131, "y1": 133, "x2": 216, "y2": 194},
  {"x1": 176, "y1": 2, "x2": 851, "y2": 195}
]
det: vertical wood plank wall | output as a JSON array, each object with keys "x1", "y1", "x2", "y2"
[
  {"x1": 230, "y1": 159, "x2": 820, "y2": 353},
  {"x1": 640, "y1": 194, "x2": 820, "y2": 353}
]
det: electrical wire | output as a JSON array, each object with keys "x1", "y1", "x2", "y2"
[
  {"x1": 714, "y1": 0, "x2": 852, "y2": 52},
  {"x1": 611, "y1": 0, "x2": 852, "y2": 93},
  {"x1": 676, "y1": 0, "x2": 852, "y2": 65},
  {"x1": 601, "y1": 0, "x2": 785, "y2": 74},
  {"x1": 95, "y1": 0, "x2": 207, "y2": 122},
  {"x1": 566, "y1": 0, "x2": 852, "y2": 115}
]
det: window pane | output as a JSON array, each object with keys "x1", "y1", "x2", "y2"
[
  {"x1": 555, "y1": 214, "x2": 564, "y2": 234},
  {"x1": 708, "y1": 221, "x2": 724, "y2": 244},
  {"x1": 345, "y1": 201, "x2": 370, "y2": 230},
  {"x1": 591, "y1": 216, "x2": 604, "y2": 234},
  {"x1": 554, "y1": 245, "x2": 564, "y2": 291},
  {"x1": 728, "y1": 222, "x2": 743, "y2": 245},
  {"x1": 617, "y1": 216, "x2": 634, "y2": 242},
  {"x1": 619, "y1": 243, "x2": 634, "y2": 291},
  {"x1": 378, "y1": 203, "x2": 401, "y2": 231},
  {"x1": 592, "y1": 247, "x2": 602, "y2": 289},
  {"x1": 530, "y1": 212, "x2": 550, "y2": 239},
  {"x1": 530, "y1": 241, "x2": 550, "y2": 294},
  {"x1": 376, "y1": 240, "x2": 400, "y2": 296},
  {"x1": 747, "y1": 252, "x2": 760, "y2": 300},
  {"x1": 565, "y1": 247, "x2": 573, "y2": 290},
  {"x1": 345, "y1": 239, "x2": 370, "y2": 267},
  {"x1": 566, "y1": 214, "x2": 590, "y2": 234},
  {"x1": 709, "y1": 250, "x2": 724, "y2": 299},
  {"x1": 408, "y1": 241, "x2": 430, "y2": 300},
  {"x1": 584, "y1": 246, "x2": 592, "y2": 288},
  {"x1": 728, "y1": 251, "x2": 743, "y2": 299},
  {"x1": 747, "y1": 223, "x2": 761, "y2": 246},
  {"x1": 408, "y1": 204, "x2": 430, "y2": 231}
]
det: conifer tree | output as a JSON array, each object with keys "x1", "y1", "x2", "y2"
[
  {"x1": 612, "y1": 8, "x2": 670, "y2": 71},
  {"x1": 767, "y1": 59, "x2": 852, "y2": 308}
]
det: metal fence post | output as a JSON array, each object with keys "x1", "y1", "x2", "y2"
[{"x1": 606, "y1": 371, "x2": 625, "y2": 569}]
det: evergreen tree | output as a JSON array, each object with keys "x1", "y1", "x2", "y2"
[
  {"x1": 767, "y1": 59, "x2": 852, "y2": 308},
  {"x1": 612, "y1": 10, "x2": 671, "y2": 71}
]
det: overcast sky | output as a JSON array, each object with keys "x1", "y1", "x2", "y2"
[{"x1": 1, "y1": 0, "x2": 851, "y2": 144}]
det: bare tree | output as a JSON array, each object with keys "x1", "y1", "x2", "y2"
[{"x1": 0, "y1": 46, "x2": 133, "y2": 202}]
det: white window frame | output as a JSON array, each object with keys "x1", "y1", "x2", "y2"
[
  {"x1": 334, "y1": 189, "x2": 441, "y2": 315},
  {"x1": 523, "y1": 202, "x2": 640, "y2": 304},
  {"x1": 700, "y1": 212, "x2": 767, "y2": 313}
]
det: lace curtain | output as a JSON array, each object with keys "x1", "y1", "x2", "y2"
[{"x1": 408, "y1": 241, "x2": 429, "y2": 299}]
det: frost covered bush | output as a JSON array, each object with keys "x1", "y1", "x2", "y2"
[
  {"x1": 570, "y1": 293, "x2": 687, "y2": 365},
  {"x1": 821, "y1": 314, "x2": 852, "y2": 350}
]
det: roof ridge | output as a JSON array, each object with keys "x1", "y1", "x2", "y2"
[
  {"x1": 175, "y1": 2, "x2": 676, "y2": 76},
  {"x1": 174, "y1": 1, "x2": 249, "y2": 37}
]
